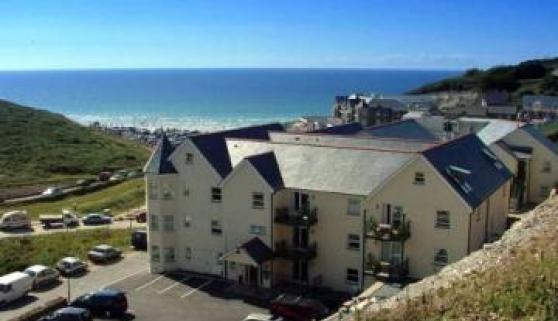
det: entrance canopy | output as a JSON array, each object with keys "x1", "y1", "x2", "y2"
[{"x1": 221, "y1": 237, "x2": 273, "y2": 267}]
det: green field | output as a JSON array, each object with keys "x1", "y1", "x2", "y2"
[
  {"x1": 0, "y1": 99, "x2": 150, "y2": 190},
  {"x1": 0, "y1": 179, "x2": 145, "y2": 219},
  {"x1": 0, "y1": 229, "x2": 132, "y2": 275}
]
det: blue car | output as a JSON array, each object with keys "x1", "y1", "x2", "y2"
[
  {"x1": 82, "y1": 213, "x2": 112, "y2": 225},
  {"x1": 38, "y1": 307, "x2": 92, "y2": 321},
  {"x1": 71, "y1": 288, "x2": 128, "y2": 317}
]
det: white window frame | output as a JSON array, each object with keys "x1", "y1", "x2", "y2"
[
  {"x1": 211, "y1": 187, "x2": 222, "y2": 203},
  {"x1": 414, "y1": 172, "x2": 425, "y2": 185},
  {"x1": 433, "y1": 249, "x2": 448, "y2": 266},
  {"x1": 249, "y1": 225, "x2": 266, "y2": 235},
  {"x1": 211, "y1": 220, "x2": 222, "y2": 235},
  {"x1": 185, "y1": 153, "x2": 194, "y2": 164},
  {"x1": 347, "y1": 234, "x2": 360, "y2": 250},
  {"x1": 164, "y1": 247, "x2": 175, "y2": 263},
  {"x1": 252, "y1": 192, "x2": 265, "y2": 209},
  {"x1": 151, "y1": 245, "x2": 160, "y2": 262},
  {"x1": 185, "y1": 247, "x2": 192, "y2": 260},
  {"x1": 435, "y1": 210, "x2": 450, "y2": 229},
  {"x1": 163, "y1": 215, "x2": 174, "y2": 232},
  {"x1": 347, "y1": 198, "x2": 361, "y2": 216},
  {"x1": 161, "y1": 184, "x2": 173, "y2": 200},
  {"x1": 148, "y1": 182, "x2": 158, "y2": 200},
  {"x1": 346, "y1": 268, "x2": 359, "y2": 284},
  {"x1": 150, "y1": 214, "x2": 159, "y2": 231}
]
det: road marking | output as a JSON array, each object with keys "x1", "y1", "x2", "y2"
[
  {"x1": 157, "y1": 277, "x2": 190, "y2": 294},
  {"x1": 134, "y1": 274, "x2": 165, "y2": 292},
  {"x1": 101, "y1": 268, "x2": 148, "y2": 289},
  {"x1": 180, "y1": 279, "x2": 212, "y2": 299}
]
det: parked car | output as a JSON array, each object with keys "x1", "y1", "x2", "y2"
[
  {"x1": 39, "y1": 210, "x2": 80, "y2": 229},
  {"x1": 38, "y1": 307, "x2": 92, "y2": 321},
  {"x1": 127, "y1": 170, "x2": 143, "y2": 179},
  {"x1": 76, "y1": 179, "x2": 95, "y2": 187},
  {"x1": 98, "y1": 171, "x2": 112, "y2": 182},
  {"x1": 0, "y1": 210, "x2": 31, "y2": 230},
  {"x1": 136, "y1": 210, "x2": 146, "y2": 223},
  {"x1": 87, "y1": 244, "x2": 122, "y2": 263},
  {"x1": 82, "y1": 213, "x2": 112, "y2": 225},
  {"x1": 42, "y1": 187, "x2": 63, "y2": 198},
  {"x1": 270, "y1": 294, "x2": 330, "y2": 321},
  {"x1": 70, "y1": 288, "x2": 128, "y2": 317},
  {"x1": 243, "y1": 313, "x2": 284, "y2": 321},
  {"x1": 56, "y1": 257, "x2": 87, "y2": 276},
  {"x1": 131, "y1": 229, "x2": 147, "y2": 250},
  {"x1": 109, "y1": 174, "x2": 125, "y2": 182},
  {"x1": 23, "y1": 265, "x2": 60, "y2": 288},
  {"x1": 0, "y1": 272, "x2": 33, "y2": 307}
]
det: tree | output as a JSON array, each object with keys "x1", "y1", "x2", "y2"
[{"x1": 515, "y1": 62, "x2": 548, "y2": 79}]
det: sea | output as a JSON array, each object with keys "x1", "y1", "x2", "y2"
[{"x1": 0, "y1": 69, "x2": 458, "y2": 131}]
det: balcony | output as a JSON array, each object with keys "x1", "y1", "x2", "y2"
[
  {"x1": 365, "y1": 258, "x2": 409, "y2": 281},
  {"x1": 274, "y1": 207, "x2": 318, "y2": 226},
  {"x1": 365, "y1": 219, "x2": 410, "y2": 242},
  {"x1": 274, "y1": 241, "x2": 317, "y2": 260}
]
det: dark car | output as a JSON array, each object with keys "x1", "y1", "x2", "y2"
[
  {"x1": 70, "y1": 288, "x2": 128, "y2": 317},
  {"x1": 82, "y1": 213, "x2": 112, "y2": 225},
  {"x1": 131, "y1": 229, "x2": 147, "y2": 250},
  {"x1": 87, "y1": 244, "x2": 122, "y2": 263},
  {"x1": 76, "y1": 179, "x2": 95, "y2": 187},
  {"x1": 38, "y1": 307, "x2": 92, "y2": 321},
  {"x1": 270, "y1": 294, "x2": 329, "y2": 321},
  {"x1": 136, "y1": 211, "x2": 147, "y2": 223}
]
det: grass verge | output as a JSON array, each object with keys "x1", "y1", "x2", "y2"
[
  {"x1": 0, "y1": 229, "x2": 132, "y2": 275},
  {"x1": 0, "y1": 179, "x2": 145, "y2": 219}
]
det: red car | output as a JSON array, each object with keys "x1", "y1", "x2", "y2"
[
  {"x1": 270, "y1": 294, "x2": 329, "y2": 321},
  {"x1": 136, "y1": 211, "x2": 146, "y2": 223}
]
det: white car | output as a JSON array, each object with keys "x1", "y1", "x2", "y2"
[
  {"x1": 0, "y1": 272, "x2": 33, "y2": 307},
  {"x1": 23, "y1": 265, "x2": 60, "y2": 288},
  {"x1": 56, "y1": 257, "x2": 87, "y2": 276},
  {"x1": 0, "y1": 210, "x2": 31, "y2": 230},
  {"x1": 42, "y1": 187, "x2": 63, "y2": 198},
  {"x1": 243, "y1": 313, "x2": 284, "y2": 321}
]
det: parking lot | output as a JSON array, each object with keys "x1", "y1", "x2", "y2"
[{"x1": 0, "y1": 251, "x2": 268, "y2": 321}]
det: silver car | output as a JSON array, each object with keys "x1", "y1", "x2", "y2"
[
  {"x1": 56, "y1": 257, "x2": 87, "y2": 276},
  {"x1": 24, "y1": 265, "x2": 60, "y2": 288}
]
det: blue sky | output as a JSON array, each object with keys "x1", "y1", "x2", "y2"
[{"x1": 0, "y1": 0, "x2": 556, "y2": 70}]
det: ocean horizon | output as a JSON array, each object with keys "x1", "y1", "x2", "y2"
[{"x1": 0, "y1": 68, "x2": 458, "y2": 131}]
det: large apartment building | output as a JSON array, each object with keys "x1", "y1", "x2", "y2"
[{"x1": 144, "y1": 123, "x2": 511, "y2": 294}]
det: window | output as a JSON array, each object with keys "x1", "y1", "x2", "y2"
[
  {"x1": 185, "y1": 153, "x2": 193, "y2": 164},
  {"x1": 161, "y1": 185, "x2": 173, "y2": 200},
  {"x1": 434, "y1": 249, "x2": 448, "y2": 266},
  {"x1": 346, "y1": 268, "x2": 359, "y2": 284},
  {"x1": 216, "y1": 252, "x2": 223, "y2": 265},
  {"x1": 185, "y1": 247, "x2": 192, "y2": 260},
  {"x1": 148, "y1": 182, "x2": 158, "y2": 200},
  {"x1": 347, "y1": 234, "x2": 360, "y2": 250},
  {"x1": 252, "y1": 193, "x2": 264, "y2": 208},
  {"x1": 347, "y1": 198, "x2": 361, "y2": 216},
  {"x1": 211, "y1": 187, "x2": 222, "y2": 203},
  {"x1": 184, "y1": 216, "x2": 191, "y2": 228},
  {"x1": 183, "y1": 188, "x2": 190, "y2": 197},
  {"x1": 414, "y1": 172, "x2": 425, "y2": 185},
  {"x1": 542, "y1": 161, "x2": 551, "y2": 173},
  {"x1": 164, "y1": 247, "x2": 175, "y2": 263},
  {"x1": 539, "y1": 186, "x2": 550, "y2": 198},
  {"x1": 163, "y1": 215, "x2": 174, "y2": 232},
  {"x1": 151, "y1": 246, "x2": 160, "y2": 262},
  {"x1": 150, "y1": 214, "x2": 159, "y2": 231},
  {"x1": 249, "y1": 225, "x2": 266, "y2": 235},
  {"x1": 435, "y1": 211, "x2": 450, "y2": 229},
  {"x1": 211, "y1": 220, "x2": 222, "y2": 235}
]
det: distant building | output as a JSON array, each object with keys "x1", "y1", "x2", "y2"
[
  {"x1": 481, "y1": 90, "x2": 518, "y2": 120},
  {"x1": 522, "y1": 95, "x2": 558, "y2": 120},
  {"x1": 289, "y1": 115, "x2": 344, "y2": 132}
]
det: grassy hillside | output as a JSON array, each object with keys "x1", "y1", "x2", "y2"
[
  {"x1": 0, "y1": 178, "x2": 145, "y2": 219},
  {"x1": 0, "y1": 229, "x2": 131, "y2": 275},
  {"x1": 409, "y1": 57, "x2": 558, "y2": 103},
  {"x1": 0, "y1": 99, "x2": 150, "y2": 189}
]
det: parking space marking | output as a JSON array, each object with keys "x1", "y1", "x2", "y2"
[
  {"x1": 101, "y1": 268, "x2": 148, "y2": 289},
  {"x1": 157, "y1": 277, "x2": 190, "y2": 295},
  {"x1": 180, "y1": 279, "x2": 213, "y2": 299},
  {"x1": 134, "y1": 274, "x2": 165, "y2": 291}
]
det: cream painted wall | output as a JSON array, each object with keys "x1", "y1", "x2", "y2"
[
  {"x1": 504, "y1": 129, "x2": 558, "y2": 203},
  {"x1": 490, "y1": 143, "x2": 518, "y2": 176},
  {"x1": 365, "y1": 157, "x2": 472, "y2": 280}
]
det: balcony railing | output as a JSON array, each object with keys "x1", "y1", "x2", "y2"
[
  {"x1": 366, "y1": 219, "x2": 410, "y2": 242},
  {"x1": 365, "y1": 258, "x2": 409, "y2": 281},
  {"x1": 274, "y1": 241, "x2": 317, "y2": 260},
  {"x1": 274, "y1": 207, "x2": 318, "y2": 226}
]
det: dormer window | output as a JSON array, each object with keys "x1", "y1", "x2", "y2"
[
  {"x1": 482, "y1": 148, "x2": 503, "y2": 170},
  {"x1": 446, "y1": 165, "x2": 473, "y2": 194}
]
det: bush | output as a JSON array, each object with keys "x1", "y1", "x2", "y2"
[{"x1": 515, "y1": 61, "x2": 548, "y2": 79}]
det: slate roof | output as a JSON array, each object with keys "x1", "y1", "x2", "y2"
[
  {"x1": 522, "y1": 95, "x2": 558, "y2": 111},
  {"x1": 240, "y1": 237, "x2": 273, "y2": 264},
  {"x1": 227, "y1": 139, "x2": 416, "y2": 195},
  {"x1": 423, "y1": 134, "x2": 512, "y2": 209},
  {"x1": 354, "y1": 119, "x2": 438, "y2": 141},
  {"x1": 189, "y1": 123, "x2": 284, "y2": 178},
  {"x1": 143, "y1": 134, "x2": 177, "y2": 174},
  {"x1": 310, "y1": 123, "x2": 363, "y2": 135},
  {"x1": 521, "y1": 124, "x2": 558, "y2": 156},
  {"x1": 246, "y1": 152, "x2": 284, "y2": 191},
  {"x1": 459, "y1": 118, "x2": 522, "y2": 146}
]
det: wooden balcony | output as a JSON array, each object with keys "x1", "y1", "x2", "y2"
[
  {"x1": 364, "y1": 258, "x2": 409, "y2": 281},
  {"x1": 274, "y1": 207, "x2": 318, "y2": 226},
  {"x1": 274, "y1": 241, "x2": 317, "y2": 260},
  {"x1": 366, "y1": 220, "x2": 410, "y2": 242}
]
